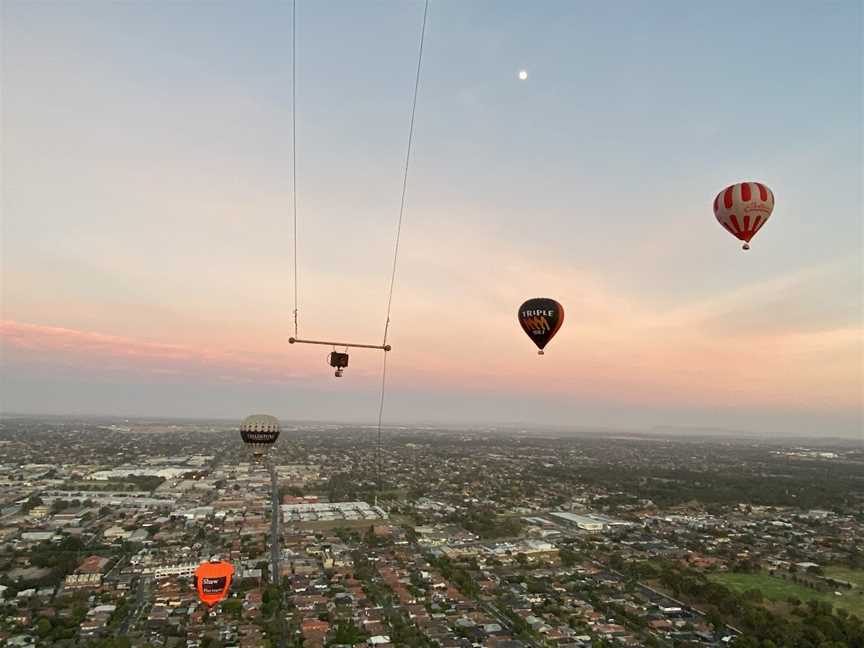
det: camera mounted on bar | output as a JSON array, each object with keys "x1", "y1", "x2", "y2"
[{"x1": 329, "y1": 351, "x2": 350, "y2": 377}]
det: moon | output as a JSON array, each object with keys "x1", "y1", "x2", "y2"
[{"x1": 518, "y1": 70, "x2": 528, "y2": 81}]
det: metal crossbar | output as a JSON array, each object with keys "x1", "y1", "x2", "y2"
[{"x1": 288, "y1": 337, "x2": 391, "y2": 352}]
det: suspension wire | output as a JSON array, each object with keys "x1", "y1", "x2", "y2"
[
  {"x1": 376, "y1": 0, "x2": 430, "y2": 502},
  {"x1": 382, "y1": 0, "x2": 429, "y2": 348},
  {"x1": 291, "y1": 0, "x2": 299, "y2": 338},
  {"x1": 375, "y1": 350, "x2": 389, "y2": 500}
]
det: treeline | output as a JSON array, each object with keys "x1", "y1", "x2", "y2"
[
  {"x1": 29, "y1": 602, "x2": 88, "y2": 644},
  {"x1": 326, "y1": 472, "x2": 377, "y2": 503},
  {"x1": 446, "y1": 508, "x2": 522, "y2": 539},
  {"x1": 538, "y1": 462, "x2": 860, "y2": 511},
  {"x1": 65, "y1": 475, "x2": 166, "y2": 492},
  {"x1": 656, "y1": 563, "x2": 863, "y2": 647},
  {"x1": 773, "y1": 568, "x2": 855, "y2": 595},
  {"x1": 427, "y1": 555, "x2": 480, "y2": 598},
  {"x1": 2, "y1": 536, "x2": 89, "y2": 592}
]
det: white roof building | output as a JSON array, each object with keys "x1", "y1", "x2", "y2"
[
  {"x1": 152, "y1": 562, "x2": 197, "y2": 579},
  {"x1": 280, "y1": 501, "x2": 388, "y2": 523},
  {"x1": 104, "y1": 526, "x2": 131, "y2": 540},
  {"x1": 549, "y1": 512, "x2": 605, "y2": 531},
  {"x1": 20, "y1": 531, "x2": 58, "y2": 542}
]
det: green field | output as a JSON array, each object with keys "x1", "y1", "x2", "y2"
[
  {"x1": 709, "y1": 571, "x2": 864, "y2": 618},
  {"x1": 825, "y1": 566, "x2": 864, "y2": 588}
]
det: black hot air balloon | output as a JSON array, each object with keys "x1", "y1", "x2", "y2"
[{"x1": 518, "y1": 298, "x2": 564, "y2": 355}]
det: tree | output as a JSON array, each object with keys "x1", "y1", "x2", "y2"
[
  {"x1": 23, "y1": 496, "x2": 43, "y2": 512},
  {"x1": 223, "y1": 599, "x2": 243, "y2": 618},
  {"x1": 559, "y1": 547, "x2": 579, "y2": 567},
  {"x1": 329, "y1": 620, "x2": 365, "y2": 645},
  {"x1": 94, "y1": 638, "x2": 132, "y2": 648},
  {"x1": 36, "y1": 618, "x2": 52, "y2": 637},
  {"x1": 706, "y1": 609, "x2": 724, "y2": 634},
  {"x1": 743, "y1": 588, "x2": 763, "y2": 603}
]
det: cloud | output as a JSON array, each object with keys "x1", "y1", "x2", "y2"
[
  {"x1": 381, "y1": 226, "x2": 863, "y2": 412},
  {"x1": 657, "y1": 256, "x2": 863, "y2": 336},
  {"x1": 2, "y1": 225, "x2": 861, "y2": 418},
  {"x1": 0, "y1": 320, "x2": 309, "y2": 384}
]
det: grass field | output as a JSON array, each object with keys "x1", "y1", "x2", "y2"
[
  {"x1": 825, "y1": 566, "x2": 864, "y2": 588},
  {"x1": 709, "y1": 571, "x2": 864, "y2": 618}
]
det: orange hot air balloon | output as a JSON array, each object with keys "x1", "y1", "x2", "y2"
[{"x1": 194, "y1": 560, "x2": 234, "y2": 608}]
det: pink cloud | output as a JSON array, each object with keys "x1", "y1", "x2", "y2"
[
  {"x1": 2, "y1": 242, "x2": 861, "y2": 414},
  {"x1": 0, "y1": 320, "x2": 311, "y2": 384}
]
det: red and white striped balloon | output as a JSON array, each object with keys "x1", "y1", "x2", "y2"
[{"x1": 713, "y1": 182, "x2": 775, "y2": 250}]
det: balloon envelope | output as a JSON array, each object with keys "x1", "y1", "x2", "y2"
[
  {"x1": 240, "y1": 414, "x2": 280, "y2": 457},
  {"x1": 713, "y1": 182, "x2": 774, "y2": 249},
  {"x1": 195, "y1": 560, "x2": 234, "y2": 608},
  {"x1": 518, "y1": 298, "x2": 564, "y2": 353}
]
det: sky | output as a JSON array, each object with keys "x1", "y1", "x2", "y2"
[{"x1": 1, "y1": 1, "x2": 862, "y2": 437}]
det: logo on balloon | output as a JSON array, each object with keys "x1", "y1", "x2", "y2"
[
  {"x1": 521, "y1": 316, "x2": 551, "y2": 335},
  {"x1": 202, "y1": 577, "x2": 227, "y2": 593}
]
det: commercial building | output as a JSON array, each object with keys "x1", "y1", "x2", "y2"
[
  {"x1": 549, "y1": 512, "x2": 632, "y2": 532},
  {"x1": 550, "y1": 513, "x2": 605, "y2": 531},
  {"x1": 86, "y1": 467, "x2": 191, "y2": 480},
  {"x1": 281, "y1": 501, "x2": 388, "y2": 525},
  {"x1": 39, "y1": 490, "x2": 177, "y2": 510}
]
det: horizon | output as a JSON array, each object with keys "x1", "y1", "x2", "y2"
[
  {"x1": 1, "y1": 1, "x2": 862, "y2": 439},
  {"x1": 1, "y1": 410, "x2": 861, "y2": 443}
]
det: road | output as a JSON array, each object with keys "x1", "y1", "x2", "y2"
[
  {"x1": 268, "y1": 463, "x2": 290, "y2": 648},
  {"x1": 269, "y1": 463, "x2": 280, "y2": 586},
  {"x1": 103, "y1": 555, "x2": 126, "y2": 581},
  {"x1": 479, "y1": 600, "x2": 542, "y2": 648},
  {"x1": 119, "y1": 573, "x2": 152, "y2": 635}
]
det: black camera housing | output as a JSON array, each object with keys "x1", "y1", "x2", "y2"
[{"x1": 329, "y1": 352, "x2": 349, "y2": 368}]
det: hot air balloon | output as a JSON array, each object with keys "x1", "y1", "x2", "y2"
[
  {"x1": 240, "y1": 414, "x2": 280, "y2": 459},
  {"x1": 518, "y1": 298, "x2": 564, "y2": 355},
  {"x1": 713, "y1": 181, "x2": 775, "y2": 250},
  {"x1": 194, "y1": 560, "x2": 234, "y2": 608}
]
